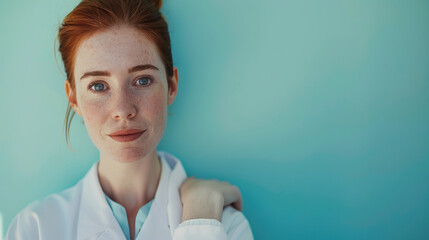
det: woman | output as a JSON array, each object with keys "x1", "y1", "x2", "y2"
[{"x1": 5, "y1": 0, "x2": 253, "y2": 239}]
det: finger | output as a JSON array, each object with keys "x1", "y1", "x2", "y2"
[
  {"x1": 232, "y1": 187, "x2": 243, "y2": 211},
  {"x1": 232, "y1": 198, "x2": 242, "y2": 211}
]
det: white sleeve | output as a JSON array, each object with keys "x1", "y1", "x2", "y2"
[
  {"x1": 4, "y1": 202, "x2": 41, "y2": 240},
  {"x1": 173, "y1": 206, "x2": 254, "y2": 240},
  {"x1": 173, "y1": 218, "x2": 227, "y2": 240}
]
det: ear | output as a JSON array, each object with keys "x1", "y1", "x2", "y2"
[
  {"x1": 65, "y1": 80, "x2": 82, "y2": 116},
  {"x1": 167, "y1": 66, "x2": 179, "y2": 106}
]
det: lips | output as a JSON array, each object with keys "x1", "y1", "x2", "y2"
[
  {"x1": 109, "y1": 129, "x2": 144, "y2": 136},
  {"x1": 108, "y1": 129, "x2": 145, "y2": 143}
]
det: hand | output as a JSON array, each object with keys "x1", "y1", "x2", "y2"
[{"x1": 179, "y1": 177, "x2": 243, "y2": 222}]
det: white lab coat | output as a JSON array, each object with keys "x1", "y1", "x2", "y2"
[{"x1": 5, "y1": 151, "x2": 254, "y2": 240}]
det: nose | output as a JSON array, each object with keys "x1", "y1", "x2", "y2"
[{"x1": 111, "y1": 90, "x2": 137, "y2": 120}]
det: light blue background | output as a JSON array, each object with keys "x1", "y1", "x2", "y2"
[{"x1": 1, "y1": 0, "x2": 428, "y2": 239}]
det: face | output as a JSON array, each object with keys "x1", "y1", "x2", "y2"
[{"x1": 65, "y1": 25, "x2": 178, "y2": 163}]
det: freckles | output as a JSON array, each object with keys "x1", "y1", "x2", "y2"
[
  {"x1": 142, "y1": 93, "x2": 166, "y2": 126},
  {"x1": 141, "y1": 96, "x2": 164, "y2": 116},
  {"x1": 81, "y1": 100, "x2": 106, "y2": 125},
  {"x1": 83, "y1": 100, "x2": 104, "y2": 114},
  {"x1": 136, "y1": 48, "x2": 154, "y2": 66}
]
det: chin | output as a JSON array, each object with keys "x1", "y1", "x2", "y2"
[{"x1": 111, "y1": 147, "x2": 149, "y2": 163}]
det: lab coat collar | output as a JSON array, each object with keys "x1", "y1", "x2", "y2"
[
  {"x1": 76, "y1": 151, "x2": 188, "y2": 240},
  {"x1": 76, "y1": 160, "x2": 123, "y2": 240}
]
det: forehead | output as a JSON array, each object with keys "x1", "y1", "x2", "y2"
[{"x1": 74, "y1": 25, "x2": 163, "y2": 77}]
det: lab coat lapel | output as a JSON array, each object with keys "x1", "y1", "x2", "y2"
[
  {"x1": 77, "y1": 162, "x2": 126, "y2": 240},
  {"x1": 136, "y1": 153, "x2": 171, "y2": 240},
  {"x1": 76, "y1": 152, "x2": 188, "y2": 240},
  {"x1": 136, "y1": 200, "x2": 171, "y2": 240},
  {"x1": 163, "y1": 152, "x2": 188, "y2": 237},
  {"x1": 136, "y1": 151, "x2": 188, "y2": 239}
]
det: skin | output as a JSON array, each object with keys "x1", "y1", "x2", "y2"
[{"x1": 65, "y1": 25, "x2": 241, "y2": 238}]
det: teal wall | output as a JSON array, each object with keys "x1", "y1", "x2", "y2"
[{"x1": 1, "y1": 0, "x2": 428, "y2": 239}]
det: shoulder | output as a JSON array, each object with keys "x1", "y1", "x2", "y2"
[
  {"x1": 162, "y1": 151, "x2": 254, "y2": 239},
  {"x1": 27, "y1": 182, "x2": 83, "y2": 219},
  {"x1": 5, "y1": 182, "x2": 83, "y2": 240}
]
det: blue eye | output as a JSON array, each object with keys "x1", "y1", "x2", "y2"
[
  {"x1": 137, "y1": 77, "x2": 151, "y2": 86},
  {"x1": 90, "y1": 82, "x2": 106, "y2": 92}
]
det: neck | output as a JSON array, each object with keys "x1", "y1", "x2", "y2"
[{"x1": 97, "y1": 149, "x2": 162, "y2": 213}]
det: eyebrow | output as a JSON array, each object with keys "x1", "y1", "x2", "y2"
[{"x1": 80, "y1": 64, "x2": 159, "y2": 80}]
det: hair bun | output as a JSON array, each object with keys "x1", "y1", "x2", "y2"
[{"x1": 152, "y1": 0, "x2": 162, "y2": 11}]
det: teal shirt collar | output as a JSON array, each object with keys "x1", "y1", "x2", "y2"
[{"x1": 104, "y1": 193, "x2": 153, "y2": 240}]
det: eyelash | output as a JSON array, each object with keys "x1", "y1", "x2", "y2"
[{"x1": 87, "y1": 76, "x2": 153, "y2": 94}]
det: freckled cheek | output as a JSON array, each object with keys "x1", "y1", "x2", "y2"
[
  {"x1": 143, "y1": 94, "x2": 167, "y2": 129},
  {"x1": 79, "y1": 99, "x2": 107, "y2": 134}
]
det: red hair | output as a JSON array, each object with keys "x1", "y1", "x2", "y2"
[{"x1": 57, "y1": 0, "x2": 173, "y2": 147}]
